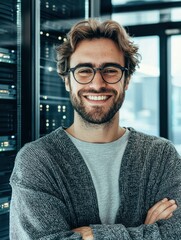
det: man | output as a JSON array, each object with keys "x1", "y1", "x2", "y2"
[{"x1": 10, "y1": 19, "x2": 181, "y2": 239}]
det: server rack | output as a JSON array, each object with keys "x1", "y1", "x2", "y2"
[
  {"x1": 39, "y1": 0, "x2": 82, "y2": 136},
  {"x1": 0, "y1": 0, "x2": 20, "y2": 239}
]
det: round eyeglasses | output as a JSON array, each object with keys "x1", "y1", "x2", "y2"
[{"x1": 68, "y1": 63, "x2": 128, "y2": 84}]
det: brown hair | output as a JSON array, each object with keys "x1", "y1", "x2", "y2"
[{"x1": 56, "y1": 19, "x2": 141, "y2": 81}]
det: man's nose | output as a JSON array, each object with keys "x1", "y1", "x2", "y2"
[{"x1": 89, "y1": 70, "x2": 106, "y2": 88}]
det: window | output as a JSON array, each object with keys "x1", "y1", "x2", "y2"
[
  {"x1": 169, "y1": 35, "x2": 181, "y2": 153},
  {"x1": 119, "y1": 36, "x2": 160, "y2": 136}
]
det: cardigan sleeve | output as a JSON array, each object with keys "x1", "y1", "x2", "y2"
[
  {"x1": 10, "y1": 185, "x2": 82, "y2": 240},
  {"x1": 10, "y1": 144, "x2": 82, "y2": 240},
  {"x1": 90, "y1": 141, "x2": 181, "y2": 240}
]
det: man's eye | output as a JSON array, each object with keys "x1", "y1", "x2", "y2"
[
  {"x1": 77, "y1": 68, "x2": 92, "y2": 74},
  {"x1": 103, "y1": 67, "x2": 118, "y2": 74}
]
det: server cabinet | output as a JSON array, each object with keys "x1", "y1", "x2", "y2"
[
  {"x1": 40, "y1": 0, "x2": 89, "y2": 136},
  {"x1": 0, "y1": 0, "x2": 21, "y2": 239}
]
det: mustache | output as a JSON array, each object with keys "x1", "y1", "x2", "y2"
[{"x1": 78, "y1": 87, "x2": 117, "y2": 95}]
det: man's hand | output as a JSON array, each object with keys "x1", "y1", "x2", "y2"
[
  {"x1": 73, "y1": 226, "x2": 94, "y2": 240},
  {"x1": 144, "y1": 198, "x2": 177, "y2": 224}
]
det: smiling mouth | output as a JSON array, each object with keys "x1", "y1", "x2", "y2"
[{"x1": 86, "y1": 95, "x2": 110, "y2": 101}]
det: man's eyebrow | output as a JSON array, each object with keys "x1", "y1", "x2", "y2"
[
  {"x1": 73, "y1": 63, "x2": 93, "y2": 68},
  {"x1": 101, "y1": 62, "x2": 121, "y2": 67},
  {"x1": 73, "y1": 62, "x2": 121, "y2": 68}
]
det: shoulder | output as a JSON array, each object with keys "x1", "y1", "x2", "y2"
[
  {"x1": 127, "y1": 127, "x2": 180, "y2": 163},
  {"x1": 18, "y1": 127, "x2": 69, "y2": 157},
  {"x1": 128, "y1": 127, "x2": 175, "y2": 149},
  {"x1": 15, "y1": 128, "x2": 56, "y2": 161},
  {"x1": 10, "y1": 128, "x2": 72, "y2": 185}
]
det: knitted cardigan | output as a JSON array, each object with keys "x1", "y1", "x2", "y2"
[{"x1": 10, "y1": 127, "x2": 181, "y2": 239}]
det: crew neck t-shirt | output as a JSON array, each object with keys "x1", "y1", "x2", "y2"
[{"x1": 65, "y1": 129, "x2": 130, "y2": 224}]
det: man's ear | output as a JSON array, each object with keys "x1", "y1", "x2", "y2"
[{"x1": 64, "y1": 76, "x2": 70, "y2": 92}]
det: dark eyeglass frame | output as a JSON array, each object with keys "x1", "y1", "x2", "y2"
[{"x1": 68, "y1": 63, "x2": 128, "y2": 85}]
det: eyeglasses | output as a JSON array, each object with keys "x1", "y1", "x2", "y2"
[{"x1": 68, "y1": 63, "x2": 128, "y2": 84}]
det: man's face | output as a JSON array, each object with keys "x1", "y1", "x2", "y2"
[{"x1": 65, "y1": 38, "x2": 129, "y2": 125}]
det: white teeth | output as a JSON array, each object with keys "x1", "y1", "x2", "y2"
[{"x1": 87, "y1": 95, "x2": 108, "y2": 101}]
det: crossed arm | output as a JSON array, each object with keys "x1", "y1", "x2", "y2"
[{"x1": 73, "y1": 198, "x2": 178, "y2": 240}]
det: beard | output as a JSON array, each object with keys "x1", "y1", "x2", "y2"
[{"x1": 69, "y1": 86, "x2": 125, "y2": 125}]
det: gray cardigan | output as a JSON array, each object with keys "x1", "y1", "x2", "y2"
[{"x1": 10, "y1": 127, "x2": 181, "y2": 239}]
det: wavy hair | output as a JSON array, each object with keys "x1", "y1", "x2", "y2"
[{"x1": 56, "y1": 19, "x2": 141, "y2": 81}]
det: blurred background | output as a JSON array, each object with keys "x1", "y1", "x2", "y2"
[{"x1": 0, "y1": 0, "x2": 181, "y2": 238}]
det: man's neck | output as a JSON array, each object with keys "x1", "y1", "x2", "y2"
[{"x1": 66, "y1": 113, "x2": 125, "y2": 143}]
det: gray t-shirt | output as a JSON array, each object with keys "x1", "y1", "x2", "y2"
[{"x1": 66, "y1": 129, "x2": 129, "y2": 224}]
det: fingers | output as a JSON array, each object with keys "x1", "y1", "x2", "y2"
[
  {"x1": 144, "y1": 198, "x2": 177, "y2": 225},
  {"x1": 165, "y1": 212, "x2": 173, "y2": 219},
  {"x1": 155, "y1": 200, "x2": 177, "y2": 220},
  {"x1": 73, "y1": 226, "x2": 94, "y2": 240}
]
